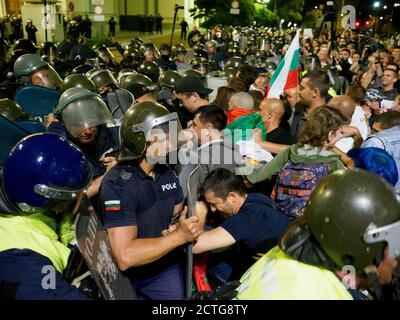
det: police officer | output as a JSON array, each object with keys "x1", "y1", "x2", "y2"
[
  {"x1": 39, "y1": 41, "x2": 57, "y2": 66},
  {"x1": 156, "y1": 43, "x2": 176, "y2": 72},
  {"x1": 121, "y1": 48, "x2": 143, "y2": 71},
  {"x1": 99, "y1": 101, "x2": 202, "y2": 300},
  {"x1": 138, "y1": 60, "x2": 160, "y2": 83},
  {"x1": 13, "y1": 53, "x2": 62, "y2": 89},
  {"x1": 25, "y1": 19, "x2": 37, "y2": 45},
  {"x1": 95, "y1": 45, "x2": 120, "y2": 72},
  {"x1": 0, "y1": 133, "x2": 92, "y2": 299},
  {"x1": 52, "y1": 87, "x2": 119, "y2": 199},
  {"x1": 60, "y1": 74, "x2": 97, "y2": 93},
  {"x1": 236, "y1": 170, "x2": 400, "y2": 300},
  {"x1": 86, "y1": 68, "x2": 119, "y2": 98}
]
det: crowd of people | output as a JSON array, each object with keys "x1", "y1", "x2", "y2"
[{"x1": 0, "y1": 20, "x2": 400, "y2": 301}]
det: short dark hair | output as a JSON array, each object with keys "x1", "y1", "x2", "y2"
[
  {"x1": 195, "y1": 104, "x2": 227, "y2": 131},
  {"x1": 303, "y1": 70, "x2": 330, "y2": 98},
  {"x1": 384, "y1": 68, "x2": 398, "y2": 79},
  {"x1": 203, "y1": 168, "x2": 246, "y2": 200},
  {"x1": 181, "y1": 91, "x2": 208, "y2": 100},
  {"x1": 340, "y1": 48, "x2": 350, "y2": 54},
  {"x1": 374, "y1": 111, "x2": 400, "y2": 130},
  {"x1": 345, "y1": 85, "x2": 366, "y2": 105}
]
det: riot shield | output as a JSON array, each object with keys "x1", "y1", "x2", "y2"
[
  {"x1": 0, "y1": 115, "x2": 31, "y2": 167},
  {"x1": 106, "y1": 88, "x2": 134, "y2": 121},
  {"x1": 185, "y1": 164, "x2": 200, "y2": 298},
  {"x1": 14, "y1": 85, "x2": 61, "y2": 122},
  {"x1": 75, "y1": 196, "x2": 137, "y2": 300}
]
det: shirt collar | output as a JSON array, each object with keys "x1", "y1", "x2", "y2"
[{"x1": 198, "y1": 138, "x2": 224, "y2": 151}]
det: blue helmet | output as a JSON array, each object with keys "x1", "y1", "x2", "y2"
[{"x1": 3, "y1": 133, "x2": 92, "y2": 212}]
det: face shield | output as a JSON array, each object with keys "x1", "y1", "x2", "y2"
[
  {"x1": 59, "y1": 93, "x2": 114, "y2": 138},
  {"x1": 133, "y1": 112, "x2": 183, "y2": 165},
  {"x1": 31, "y1": 65, "x2": 62, "y2": 89},
  {"x1": 34, "y1": 174, "x2": 92, "y2": 202},
  {"x1": 364, "y1": 220, "x2": 400, "y2": 259},
  {"x1": 193, "y1": 63, "x2": 209, "y2": 77}
]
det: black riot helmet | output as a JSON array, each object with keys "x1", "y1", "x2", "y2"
[
  {"x1": 121, "y1": 73, "x2": 158, "y2": 97},
  {"x1": 281, "y1": 170, "x2": 400, "y2": 275},
  {"x1": 60, "y1": 74, "x2": 97, "y2": 93},
  {"x1": 122, "y1": 48, "x2": 144, "y2": 70},
  {"x1": 40, "y1": 41, "x2": 57, "y2": 65},
  {"x1": 138, "y1": 61, "x2": 160, "y2": 83},
  {"x1": 224, "y1": 56, "x2": 244, "y2": 70},
  {"x1": 85, "y1": 68, "x2": 118, "y2": 93},
  {"x1": 119, "y1": 101, "x2": 180, "y2": 162},
  {"x1": 158, "y1": 70, "x2": 182, "y2": 89},
  {"x1": 13, "y1": 38, "x2": 37, "y2": 54},
  {"x1": 0, "y1": 98, "x2": 29, "y2": 121}
]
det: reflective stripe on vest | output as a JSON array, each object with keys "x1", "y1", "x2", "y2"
[
  {"x1": 235, "y1": 246, "x2": 353, "y2": 300},
  {"x1": 0, "y1": 213, "x2": 71, "y2": 273}
]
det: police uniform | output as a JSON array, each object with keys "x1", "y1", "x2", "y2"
[
  {"x1": 0, "y1": 211, "x2": 89, "y2": 300},
  {"x1": 99, "y1": 162, "x2": 185, "y2": 300},
  {"x1": 48, "y1": 123, "x2": 119, "y2": 179}
]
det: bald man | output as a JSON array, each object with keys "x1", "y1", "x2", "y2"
[
  {"x1": 227, "y1": 92, "x2": 255, "y2": 124},
  {"x1": 256, "y1": 98, "x2": 295, "y2": 156},
  {"x1": 328, "y1": 95, "x2": 364, "y2": 152},
  {"x1": 327, "y1": 95, "x2": 356, "y2": 124}
]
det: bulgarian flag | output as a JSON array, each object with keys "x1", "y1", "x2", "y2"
[
  {"x1": 105, "y1": 200, "x2": 121, "y2": 212},
  {"x1": 266, "y1": 31, "x2": 300, "y2": 99}
]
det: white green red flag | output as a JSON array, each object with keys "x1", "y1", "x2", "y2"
[{"x1": 266, "y1": 31, "x2": 300, "y2": 99}]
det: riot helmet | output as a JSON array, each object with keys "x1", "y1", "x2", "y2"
[
  {"x1": 54, "y1": 87, "x2": 114, "y2": 138},
  {"x1": 3, "y1": 133, "x2": 92, "y2": 212},
  {"x1": 117, "y1": 68, "x2": 137, "y2": 87},
  {"x1": 0, "y1": 98, "x2": 29, "y2": 121},
  {"x1": 60, "y1": 74, "x2": 97, "y2": 93},
  {"x1": 13, "y1": 38, "x2": 37, "y2": 54},
  {"x1": 119, "y1": 101, "x2": 181, "y2": 163},
  {"x1": 14, "y1": 53, "x2": 62, "y2": 89},
  {"x1": 138, "y1": 61, "x2": 160, "y2": 83},
  {"x1": 85, "y1": 68, "x2": 118, "y2": 94},
  {"x1": 281, "y1": 169, "x2": 400, "y2": 275}
]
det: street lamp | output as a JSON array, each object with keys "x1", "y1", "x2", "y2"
[{"x1": 373, "y1": 1, "x2": 381, "y2": 8}]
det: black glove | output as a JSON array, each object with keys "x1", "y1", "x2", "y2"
[
  {"x1": 79, "y1": 276, "x2": 103, "y2": 300},
  {"x1": 191, "y1": 280, "x2": 241, "y2": 300}
]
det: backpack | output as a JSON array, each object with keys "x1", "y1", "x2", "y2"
[{"x1": 272, "y1": 161, "x2": 331, "y2": 219}]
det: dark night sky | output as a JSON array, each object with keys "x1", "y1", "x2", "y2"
[{"x1": 302, "y1": 0, "x2": 400, "y2": 28}]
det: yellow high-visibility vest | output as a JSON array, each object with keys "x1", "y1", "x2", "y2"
[
  {"x1": 0, "y1": 213, "x2": 71, "y2": 273},
  {"x1": 235, "y1": 246, "x2": 353, "y2": 300}
]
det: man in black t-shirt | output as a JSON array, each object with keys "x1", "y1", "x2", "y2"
[
  {"x1": 191, "y1": 168, "x2": 290, "y2": 281},
  {"x1": 257, "y1": 98, "x2": 295, "y2": 156}
]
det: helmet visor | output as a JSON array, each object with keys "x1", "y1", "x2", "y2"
[
  {"x1": 61, "y1": 95, "x2": 114, "y2": 137},
  {"x1": 31, "y1": 65, "x2": 62, "y2": 89},
  {"x1": 364, "y1": 220, "x2": 400, "y2": 259},
  {"x1": 132, "y1": 113, "x2": 182, "y2": 164}
]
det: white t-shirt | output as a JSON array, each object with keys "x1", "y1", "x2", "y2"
[{"x1": 336, "y1": 106, "x2": 369, "y2": 153}]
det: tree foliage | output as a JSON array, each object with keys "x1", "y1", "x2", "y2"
[
  {"x1": 254, "y1": 3, "x2": 278, "y2": 27},
  {"x1": 190, "y1": 0, "x2": 255, "y2": 28},
  {"x1": 190, "y1": 0, "x2": 304, "y2": 29},
  {"x1": 275, "y1": 0, "x2": 304, "y2": 23}
]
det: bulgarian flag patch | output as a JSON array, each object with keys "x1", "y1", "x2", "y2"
[{"x1": 105, "y1": 200, "x2": 121, "y2": 211}]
